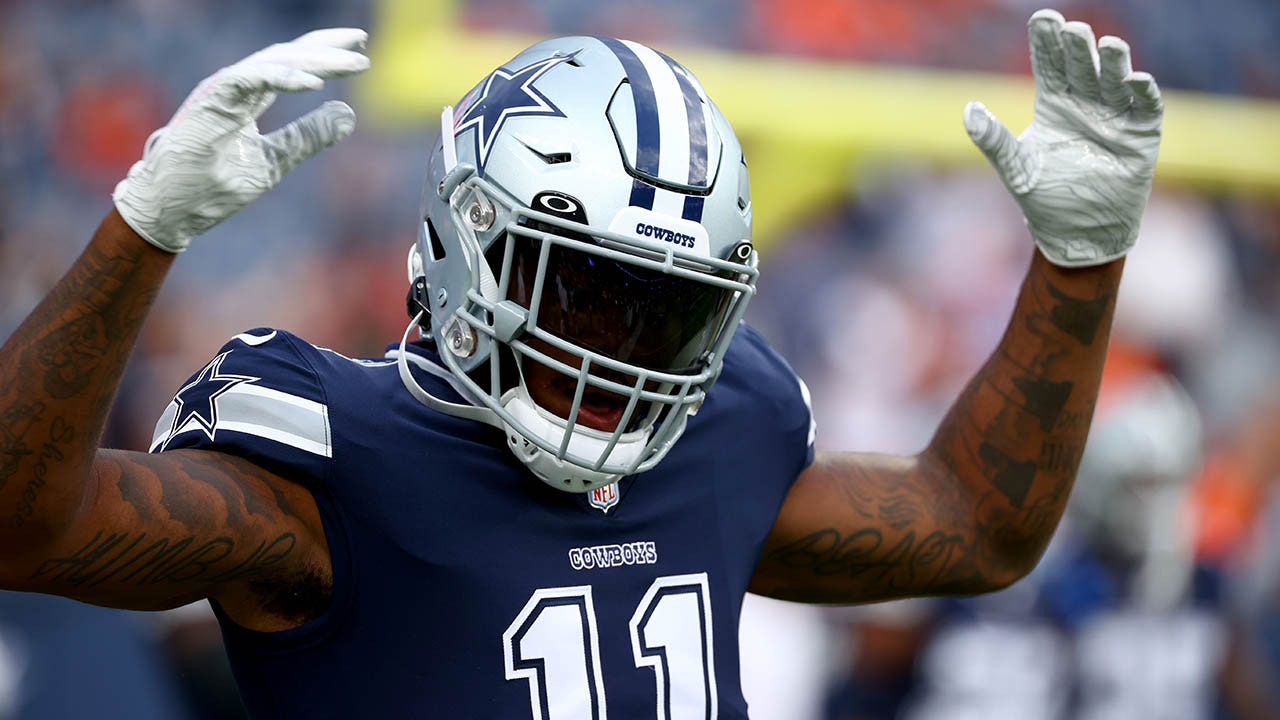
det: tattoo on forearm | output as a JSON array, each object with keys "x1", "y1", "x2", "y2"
[
  {"x1": 29, "y1": 530, "x2": 296, "y2": 588},
  {"x1": 38, "y1": 315, "x2": 110, "y2": 400},
  {"x1": 1012, "y1": 376, "x2": 1073, "y2": 432},
  {"x1": 1020, "y1": 490, "x2": 1065, "y2": 539},
  {"x1": 978, "y1": 441, "x2": 1037, "y2": 509},
  {"x1": 758, "y1": 260, "x2": 1120, "y2": 602},
  {"x1": 945, "y1": 266, "x2": 1115, "y2": 573},
  {"x1": 25, "y1": 242, "x2": 150, "y2": 405},
  {"x1": 13, "y1": 417, "x2": 75, "y2": 526},
  {"x1": 0, "y1": 232, "x2": 161, "y2": 526},
  {"x1": 0, "y1": 401, "x2": 44, "y2": 490},
  {"x1": 1055, "y1": 410, "x2": 1088, "y2": 433},
  {"x1": 1046, "y1": 283, "x2": 1109, "y2": 345},
  {"x1": 1037, "y1": 438, "x2": 1082, "y2": 473}
]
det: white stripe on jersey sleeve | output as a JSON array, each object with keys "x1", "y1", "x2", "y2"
[
  {"x1": 149, "y1": 383, "x2": 332, "y2": 458},
  {"x1": 231, "y1": 382, "x2": 327, "y2": 415},
  {"x1": 216, "y1": 421, "x2": 331, "y2": 457},
  {"x1": 151, "y1": 401, "x2": 178, "y2": 450},
  {"x1": 796, "y1": 375, "x2": 817, "y2": 448}
]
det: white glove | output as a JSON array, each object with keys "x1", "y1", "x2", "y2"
[
  {"x1": 113, "y1": 29, "x2": 371, "y2": 253},
  {"x1": 965, "y1": 10, "x2": 1163, "y2": 267}
]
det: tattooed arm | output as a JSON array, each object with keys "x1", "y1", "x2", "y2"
[
  {"x1": 750, "y1": 11, "x2": 1162, "y2": 603},
  {"x1": 750, "y1": 252, "x2": 1120, "y2": 603},
  {"x1": 0, "y1": 34, "x2": 366, "y2": 629},
  {"x1": 0, "y1": 213, "x2": 329, "y2": 630},
  {"x1": 0, "y1": 212, "x2": 174, "y2": 550}
]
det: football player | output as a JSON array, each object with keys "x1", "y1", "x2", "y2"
[{"x1": 0, "y1": 9, "x2": 1162, "y2": 718}]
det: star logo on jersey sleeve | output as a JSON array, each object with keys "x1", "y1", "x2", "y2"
[
  {"x1": 162, "y1": 351, "x2": 258, "y2": 449},
  {"x1": 453, "y1": 52, "x2": 578, "y2": 174}
]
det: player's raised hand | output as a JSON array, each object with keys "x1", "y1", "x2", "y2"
[
  {"x1": 964, "y1": 10, "x2": 1162, "y2": 267},
  {"x1": 113, "y1": 29, "x2": 371, "y2": 253}
]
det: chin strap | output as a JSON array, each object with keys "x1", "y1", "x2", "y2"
[
  {"x1": 440, "y1": 105, "x2": 458, "y2": 171},
  {"x1": 394, "y1": 312, "x2": 636, "y2": 493},
  {"x1": 394, "y1": 312, "x2": 503, "y2": 428},
  {"x1": 501, "y1": 383, "x2": 641, "y2": 491}
]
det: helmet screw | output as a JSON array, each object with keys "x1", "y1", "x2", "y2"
[
  {"x1": 443, "y1": 318, "x2": 477, "y2": 358},
  {"x1": 436, "y1": 288, "x2": 448, "y2": 307},
  {"x1": 468, "y1": 200, "x2": 495, "y2": 231}
]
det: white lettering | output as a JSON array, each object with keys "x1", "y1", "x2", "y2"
[
  {"x1": 588, "y1": 547, "x2": 610, "y2": 567},
  {"x1": 567, "y1": 541, "x2": 658, "y2": 571}
]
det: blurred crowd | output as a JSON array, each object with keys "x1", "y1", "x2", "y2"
[
  {"x1": 0, "y1": 0, "x2": 1277, "y2": 718},
  {"x1": 463, "y1": 0, "x2": 1280, "y2": 97}
]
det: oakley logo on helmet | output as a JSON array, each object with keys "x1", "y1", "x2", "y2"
[
  {"x1": 538, "y1": 194, "x2": 577, "y2": 214},
  {"x1": 533, "y1": 191, "x2": 588, "y2": 224}
]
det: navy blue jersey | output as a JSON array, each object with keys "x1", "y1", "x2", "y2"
[{"x1": 150, "y1": 324, "x2": 814, "y2": 719}]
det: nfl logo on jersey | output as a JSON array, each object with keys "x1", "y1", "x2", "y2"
[{"x1": 589, "y1": 482, "x2": 619, "y2": 513}]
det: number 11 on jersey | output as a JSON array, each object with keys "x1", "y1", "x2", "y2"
[{"x1": 503, "y1": 573, "x2": 717, "y2": 720}]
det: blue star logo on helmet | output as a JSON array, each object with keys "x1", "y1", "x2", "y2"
[{"x1": 453, "y1": 51, "x2": 578, "y2": 175}]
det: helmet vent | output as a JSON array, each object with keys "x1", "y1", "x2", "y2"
[
  {"x1": 538, "y1": 151, "x2": 573, "y2": 165},
  {"x1": 519, "y1": 139, "x2": 573, "y2": 165},
  {"x1": 426, "y1": 218, "x2": 447, "y2": 261}
]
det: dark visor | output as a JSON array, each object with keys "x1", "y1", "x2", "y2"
[{"x1": 506, "y1": 223, "x2": 737, "y2": 373}]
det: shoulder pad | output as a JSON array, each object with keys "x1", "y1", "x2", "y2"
[
  {"x1": 723, "y1": 324, "x2": 817, "y2": 470},
  {"x1": 149, "y1": 329, "x2": 331, "y2": 480}
]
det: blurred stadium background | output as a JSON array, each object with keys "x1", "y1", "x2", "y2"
[{"x1": 1, "y1": 0, "x2": 1278, "y2": 718}]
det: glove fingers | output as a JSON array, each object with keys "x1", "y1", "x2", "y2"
[
  {"x1": 143, "y1": 127, "x2": 167, "y2": 155},
  {"x1": 225, "y1": 62, "x2": 325, "y2": 96},
  {"x1": 1098, "y1": 36, "x2": 1134, "y2": 111},
  {"x1": 1028, "y1": 9, "x2": 1068, "y2": 95},
  {"x1": 292, "y1": 28, "x2": 368, "y2": 51},
  {"x1": 1125, "y1": 71, "x2": 1163, "y2": 119},
  {"x1": 193, "y1": 62, "x2": 322, "y2": 129},
  {"x1": 1062, "y1": 21, "x2": 1101, "y2": 101},
  {"x1": 964, "y1": 101, "x2": 1032, "y2": 193},
  {"x1": 247, "y1": 43, "x2": 370, "y2": 80},
  {"x1": 263, "y1": 100, "x2": 357, "y2": 180}
]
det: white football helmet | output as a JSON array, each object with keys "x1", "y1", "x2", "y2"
[
  {"x1": 396, "y1": 37, "x2": 757, "y2": 493},
  {"x1": 1074, "y1": 373, "x2": 1203, "y2": 610}
]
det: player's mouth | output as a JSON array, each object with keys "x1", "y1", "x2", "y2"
[
  {"x1": 520, "y1": 337, "x2": 640, "y2": 433},
  {"x1": 552, "y1": 377, "x2": 628, "y2": 432},
  {"x1": 574, "y1": 388, "x2": 628, "y2": 432}
]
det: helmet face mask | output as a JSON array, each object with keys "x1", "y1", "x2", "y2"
[
  {"x1": 405, "y1": 37, "x2": 757, "y2": 493},
  {"x1": 506, "y1": 216, "x2": 741, "y2": 375}
]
